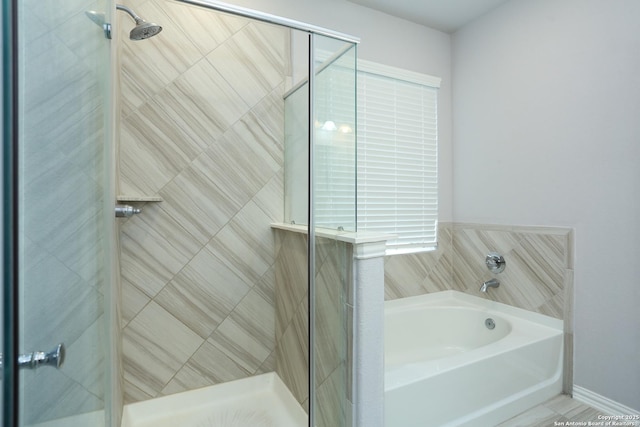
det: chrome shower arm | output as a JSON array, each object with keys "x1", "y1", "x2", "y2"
[{"x1": 116, "y1": 4, "x2": 143, "y2": 24}]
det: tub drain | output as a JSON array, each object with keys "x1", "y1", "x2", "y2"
[{"x1": 485, "y1": 318, "x2": 496, "y2": 330}]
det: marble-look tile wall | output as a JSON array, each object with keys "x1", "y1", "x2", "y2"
[
  {"x1": 274, "y1": 229, "x2": 352, "y2": 426},
  {"x1": 117, "y1": 1, "x2": 287, "y2": 403},
  {"x1": 384, "y1": 222, "x2": 574, "y2": 391},
  {"x1": 274, "y1": 230, "x2": 308, "y2": 408},
  {"x1": 384, "y1": 224, "x2": 454, "y2": 300},
  {"x1": 385, "y1": 222, "x2": 573, "y2": 319},
  {"x1": 451, "y1": 223, "x2": 572, "y2": 320},
  {"x1": 316, "y1": 236, "x2": 352, "y2": 427}
]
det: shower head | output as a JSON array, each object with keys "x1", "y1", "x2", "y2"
[
  {"x1": 129, "y1": 20, "x2": 163, "y2": 40},
  {"x1": 116, "y1": 4, "x2": 162, "y2": 40}
]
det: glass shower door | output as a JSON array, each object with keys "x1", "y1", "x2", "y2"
[{"x1": 3, "y1": 0, "x2": 114, "y2": 425}]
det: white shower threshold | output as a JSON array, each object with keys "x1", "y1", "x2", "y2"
[{"x1": 122, "y1": 372, "x2": 307, "y2": 427}]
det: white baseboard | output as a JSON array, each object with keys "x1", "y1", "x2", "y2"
[{"x1": 573, "y1": 385, "x2": 640, "y2": 416}]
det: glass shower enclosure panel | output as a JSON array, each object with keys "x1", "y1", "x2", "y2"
[
  {"x1": 284, "y1": 36, "x2": 357, "y2": 232},
  {"x1": 310, "y1": 34, "x2": 356, "y2": 427},
  {"x1": 3, "y1": 0, "x2": 114, "y2": 425},
  {"x1": 283, "y1": 30, "x2": 357, "y2": 427},
  {"x1": 312, "y1": 38, "x2": 357, "y2": 233},
  {"x1": 284, "y1": 79, "x2": 309, "y2": 226}
]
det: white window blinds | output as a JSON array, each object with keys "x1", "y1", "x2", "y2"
[{"x1": 357, "y1": 61, "x2": 440, "y2": 253}]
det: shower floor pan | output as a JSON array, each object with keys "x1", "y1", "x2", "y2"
[{"x1": 122, "y1": 372, "x2": 307, "y2": 427}]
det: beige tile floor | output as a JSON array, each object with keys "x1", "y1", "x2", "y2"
[{"x1": 498, "y1": 394, "x2": 637, "y2": 427}]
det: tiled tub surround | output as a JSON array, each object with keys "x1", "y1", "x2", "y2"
[
  {"x1": 118, "y1": 2, "x2": 288, "y2": 403},
  {"x1": 384, "y1": 222, "x2": 574, "y2": 392}
]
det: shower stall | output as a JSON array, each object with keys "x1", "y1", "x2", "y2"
[{"x1": 1, "y1": 0, "x2": 359, "y2": 425}]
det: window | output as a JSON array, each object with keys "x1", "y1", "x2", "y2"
[{"x1": 357, "y1": 61, "x2": 440, "y2": 254}]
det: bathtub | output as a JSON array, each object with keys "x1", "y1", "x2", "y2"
[{"x1": 384, "y1": 290, "x2": 563, "y2": 427}]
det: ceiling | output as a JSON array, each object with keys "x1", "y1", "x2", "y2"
[{"x1": 346, "y1": 0, "x2": 511, "y2": 33}]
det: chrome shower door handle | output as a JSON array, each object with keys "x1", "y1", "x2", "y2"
[
  {"x1": 0, "y1": 343, "x2": 66, "y2": 376},
  {"x1": 18, "y1": 343, "x2": 66, "y2": 370}
]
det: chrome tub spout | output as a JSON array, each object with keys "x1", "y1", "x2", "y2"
[{"x1": 480, "y1": 278, "x2": 500, "y2": 292}]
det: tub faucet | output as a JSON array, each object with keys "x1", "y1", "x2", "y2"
[{"x1": 480, "y1": 278, "x2": 500, "y2": 293}]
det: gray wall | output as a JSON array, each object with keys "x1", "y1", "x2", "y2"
[{"x1": 452, "y1": 0, "x2": 640, "y2": 411}]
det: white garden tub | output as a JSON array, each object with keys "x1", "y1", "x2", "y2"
[{"x1": 385, "y1": 290, "x2": 563, "y2": 427}]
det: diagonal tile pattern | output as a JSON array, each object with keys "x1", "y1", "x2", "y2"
[
  {"x1": 159, "y1": 339, "x2": 252, "y2": 397},
  {"x1": 384, "y1": 224, "x2": 454, "y2": 299},
  {"x1": 452, "y1": 224, "x2": 571, "y2": 316},
  {"x1": 154, "y1": 246, "x2": 252, "y2": 339},
  {"x1": 158, "y1": 1, "x2": 248, "y2": 57},
  {"x1": 120, "y1": 202, "x2": 201, "y2": 298},
  {"x1": 206, "y1": 23, "x2": 287, "y2": 108},
  {"x1": 385, "y1": 223, "x2": 572, "y2": 319},
  {"x1": 274, "y1": 229, "x2": 352, "y2": 425},
  {"x1": 118, "y1": 1, "x2": 288, "y2": 403},
  {"x1": 275, "y1": 230, "x2": 309, "y2": 406},
  {"x1": 207, "y1": 200, "x2": 277, "y2": 286},
  {"x1": 119, "y1": 0, "x2": 204, "y2": 116},
  {"x1": 120, "y1": 100, "x2": 203, "y2": 195},
  {"x1": 123, "y1": 301, "x2": 203, "y2": 397},
  {"x1": 157, "y1": 161, "x2": 241, "y2": 245},
  {"x1": 154, "y1": 57, "x2": 250, "y2": 148}
]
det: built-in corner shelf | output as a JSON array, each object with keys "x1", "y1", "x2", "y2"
[{"x1": 116, "y1": 195, "x2": 163, "y2": 203}]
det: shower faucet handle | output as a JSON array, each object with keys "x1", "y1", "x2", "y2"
[{"x1": 485, "y1": 252, "x2": 506, "y2": 273}]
